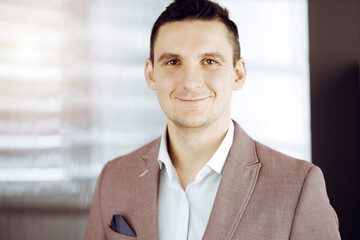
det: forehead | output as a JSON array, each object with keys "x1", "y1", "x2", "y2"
[{"x1": 154, "y1": 20, "x2": 232, "y2": 58}]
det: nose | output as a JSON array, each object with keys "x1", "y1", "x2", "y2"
[{"x1": 179, "y1": 63, "x2": 204, "y2": 90}]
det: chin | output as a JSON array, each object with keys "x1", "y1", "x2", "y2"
[{"x1": 170, "y1": 115, "x2": 213, "y2": 129}]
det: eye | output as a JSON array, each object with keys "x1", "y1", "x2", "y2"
[
  {"x1": 203, "y1": 59, "x2": 217, "y2": 65},
  {"x1": 166, "y1": 59, "x2": 178, "y2": 65}
]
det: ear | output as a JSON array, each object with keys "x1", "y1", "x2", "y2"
[
  {"x1": 233, "y1": 57, "x2": 246, "y2": 90},
  {"x1": 145, "y1": 58, "x2": 156, "y2": 90}
]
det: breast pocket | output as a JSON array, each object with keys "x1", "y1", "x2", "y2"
[{"x1": 106, "y1": 226, "x2": 137, "y2": 240}]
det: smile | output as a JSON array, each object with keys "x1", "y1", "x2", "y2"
[{"x1": 175, "y1": 97, "x2": 209, "y2": 102}]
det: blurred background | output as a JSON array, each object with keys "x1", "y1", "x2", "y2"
[{"x1": 0, "y1": 0, "x2": 358, "y2": 239}]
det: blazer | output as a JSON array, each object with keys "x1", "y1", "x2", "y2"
[{"x1": 85, "y1": 121, "x2": 341, "y2": 240}]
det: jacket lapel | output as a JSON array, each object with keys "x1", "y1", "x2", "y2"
[
  {"x1": 135, "y1": 138, "x2": 161, "y2": 240},
  {"x1": 202, "y1": 121, "x2": 262, "y2": 240}
]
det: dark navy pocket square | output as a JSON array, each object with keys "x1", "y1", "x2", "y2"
[{"x1": 110, "y1": 215, "x2": 136, "y2": 237}]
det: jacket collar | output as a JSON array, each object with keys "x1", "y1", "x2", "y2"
[
  {"x1": 135, "y1": 138, "x2": 161, "y2": 239},
  {"x1": 202, "y1": 120, "x2": 261, "y2": 239}
]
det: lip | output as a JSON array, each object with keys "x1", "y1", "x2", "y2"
[{"x1": 175, "y1": 96, "x2": 209, "y2": 102}]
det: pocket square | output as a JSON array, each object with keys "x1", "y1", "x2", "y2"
[{"x1": 110, "y1": 215, "x2": 136, "y2": 237}]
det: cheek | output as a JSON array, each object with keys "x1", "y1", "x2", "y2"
[
  {"x1": 204, "y1": 71, "x2": 233, "y2": 95},
  {"x1": 154, "y1": 71, "x2": 178, "y2": 94}
]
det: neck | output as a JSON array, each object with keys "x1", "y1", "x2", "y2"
[{"x1": 166, "y1": 117, "x2": 231, "y2": 189}]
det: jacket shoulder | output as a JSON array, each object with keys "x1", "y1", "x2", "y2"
[{"x1": 254, "y1": 141, "x2": 314, "y2": 181}]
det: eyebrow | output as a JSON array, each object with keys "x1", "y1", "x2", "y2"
[{"x1": 156, "y1": 52, "x2": 227, "y2": 64}]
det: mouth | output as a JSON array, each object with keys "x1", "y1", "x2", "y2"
[{"x1": 175, "y1": 96, "x2": 209, "y2": 102}]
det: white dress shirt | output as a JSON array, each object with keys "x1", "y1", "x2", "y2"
[{"x1": 157, "y1": 121, "x2": 235, "y2": 240}]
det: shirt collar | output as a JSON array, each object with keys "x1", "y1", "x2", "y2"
[
  {"x1": 158, "y1": 121, "x2": 235, "y2": 178},
  {"x1": 206, "y1": 121, "x2": 234, "y2": 174},
  {"x1": 158, "y1": 126, "x2": 175, "y2": 180}
]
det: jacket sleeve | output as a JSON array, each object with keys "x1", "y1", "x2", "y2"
[
  {"x1": 290, "y1": 166, "x2": 341, "y2": 240},
  {"x1": 84, "y1": 164, "x2": 108, "y2": 240}
]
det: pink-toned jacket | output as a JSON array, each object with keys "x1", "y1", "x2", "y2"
[{"x1": 85, "y1": 121, "x2": 341, "y2": 240}]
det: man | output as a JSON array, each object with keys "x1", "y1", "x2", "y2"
[{"x1": 85, "y1": 0, "x2": 341, "y2": 239}]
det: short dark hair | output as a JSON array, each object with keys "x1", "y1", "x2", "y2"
[{"x1": 150, "y1": 0, "x2": 241, "y2": 66}]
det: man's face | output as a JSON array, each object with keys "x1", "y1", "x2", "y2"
[{"x1": 145, "y1": 20, "x2": 246, "y2": 129}]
